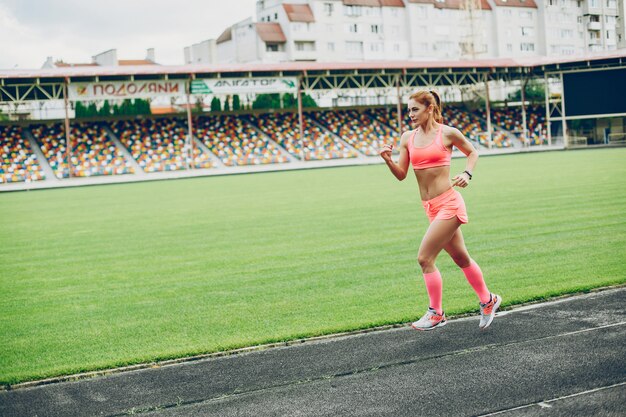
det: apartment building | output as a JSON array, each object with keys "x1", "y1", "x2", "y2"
[
  {"x1": 183, "y1": 0, "x2": 624, "y2": 64},
  {"x1": 618, "y1": 0, "x2": 626, "y2": 47}
]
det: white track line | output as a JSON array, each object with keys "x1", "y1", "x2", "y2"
[{"x1": 477, "y1": 381, "x2": 626, "y2": 416}]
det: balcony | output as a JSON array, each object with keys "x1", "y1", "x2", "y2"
[
  {"x1": 581, "y1": 4, "x2": 601, "y2": 15},
  {"x1": 587, "y1": 21, "x2": 602, "y2": 31}
]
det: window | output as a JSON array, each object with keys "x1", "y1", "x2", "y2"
[
  {"x1": 348, "y1": 23, "x2": 358, "y2": 33},
  {"x1": 345, "y1": 5, "x2": 362, "y2": 16},
  {"x1": 435, "y1": 41, "x2": 454, "y2": 53},
  {"x1": 324, "y1": 2, "x2": 334, "y2": 16},
  {"x1": 371, "y1": 24, "x2": 380, "y2": 34},
  {"x1": 520, "y1": 43, "x2": 535, "y2": 51},
  {"x1": 275, "y1": 13, "x2": 278, "y2": 19},
  {"x1": 370, "y1": 42, "x2": 383, "y2": 52},
  {"x1": 607, "y1": 0, "x2": 616, "y2": 8},
  {"x1": 365, "y1": 7, "x2": 381, "y2": 17},
  {"x1": 391, "y1": 25, "x2": 399, "y2": 36},
  {"x1": 561, "y1": 29, "x2": 573, "y2": 38},
  {"x1": 295, "y1": 41, "x2": 315, "y2": 51},
  {"x1": 346, "y1": 41, "x2": 363, "y2": 54},
  {"x1": 266, "y1": 43, "x2": 282, "y2": 52},
  {"x1": 327, "y1": 42, "x2": 335, "y2": 51},
  {"x1": 590, "y1": 0, "x2": 599, "y2": 7},
  {"x1": 519, "y1": 11, "x2": 532, "y2": 19},
  {"x1": 507, "y1": 43, "x2": 513, "y2": 52},
  {"x1": 521, "y1": 27, "x2": 534, "y2": 36},
  {"x1": 394, "y1": 43, "x2": 400, "y2": 53}
]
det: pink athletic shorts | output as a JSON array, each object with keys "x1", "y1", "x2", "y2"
[{"x1": 422, "y1": 188, "x2": 468, "y2": 224}]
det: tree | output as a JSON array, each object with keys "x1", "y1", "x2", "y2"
[
  {"x1": 302, "y1": 93, "x2": 317, "y2": 108},
  {"x1": 280, "y1": 93, "x2": 317, "y2": 109},
  {"x1": 193, "y1": 97, "x2": 204, "y2": 114},
  {"x1": 100, "y1": 100, "x2": 112, "y2": 116},
  {"x1": 507, "y1": 80, "x2": 545, "y2": 103},
  {"x1": 210, "y1": 96, "x2": 221, "y2": 112},
  {"x1": 232, "y1": 94, "x2": 241, "y2": 111},
  {"x1": 282, "y1": 93, "x2": 297, "y2": 109},
  {"x1": 223, "y1": 96, "x2": 230, "y2": 112},
  {"x1": 75, "y1": 102, "x2": 86, "y2": 118},
  {"x1": 87, "y1": 102, "x2": 98, "y2": 117},
  {"x1": 252, "y1": 94, "x2": 281, "y2": 110}
]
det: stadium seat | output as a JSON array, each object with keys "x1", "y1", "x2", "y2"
[
  {"x1": 111, "y1": 118, "x2": 212, "y2": 173},
  {"x1": 247, "y1": 112, "x2": 359, "y2": 161},
  {"x1": 30, "y1": 122, "x2": 135, "y2": 178},
  {"x1": 0, "y1": 125, "x2": 45, "y2": 183},
  {"x1": 194, "y1": 115, "x2": 289, "y2": 166},
  {"x1": 309, "y1": 109, "x2": 397, "y2": 156}
]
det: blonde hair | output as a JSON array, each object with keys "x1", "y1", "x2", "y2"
[{"x1": 409, "y1": 90, "x2": 443, "y2": 123}]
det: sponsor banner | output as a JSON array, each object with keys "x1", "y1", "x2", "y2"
[
  {"x1": 191, "y1": 77, "x2": 298, "y2": 95},
  {"x1": 69, "y1": 80, "x2": 186, "y2": 101}
]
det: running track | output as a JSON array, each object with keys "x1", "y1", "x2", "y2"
[{"x1": 1, "y1": 287, "x2": 624, "y2": 416}]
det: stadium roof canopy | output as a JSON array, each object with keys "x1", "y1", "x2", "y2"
[{"x1": 0, "y1": 50, "x2": 624, "y2": 103}]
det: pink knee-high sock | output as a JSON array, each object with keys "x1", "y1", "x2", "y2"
[
  {"x1": 462, "y1": 259, "x2": 491, "y2": 304},
  {"x1": 423, "y1": 269, "x2": 443, "y2": 315}
]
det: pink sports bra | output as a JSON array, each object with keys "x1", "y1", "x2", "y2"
[{"x1": 408, "y1": 125, "x2": 451, "y2": 170}]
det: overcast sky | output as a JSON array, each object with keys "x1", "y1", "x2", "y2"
[{"x1": 0, "y1": 0, "x2": 258, "y2": 69}]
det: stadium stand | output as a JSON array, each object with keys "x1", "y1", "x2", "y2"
[
  {"x1": 0, "y1": 125, "x2": 45, "y2": 183},
  {"x1": 369, "y1": 106, "x2": 511, "y2": 148},
  {"x1": 363, "y1": 107, "x2": 408, "y2": 132},
  {"x1": 194, "y1": 115, "x2": 290, "y2": 166},
  {"x1": 309, "y1": 109, "x2": 397, "y2": 156},
  {"x1": 0, "y1": 105, "x2": 553, "y2": 185},
  {"x1": 30, "y1": 122, "x2": 135, "y2": 178},
  {"x1": 477, "y1": 105, "x2": 548, "y2": 146},
  {"x1": 247, "y1": 112, "x2": 359, "y2": 160},
  {"x1": 111, "y1": 118, "x2": 212, "y2": 173}
]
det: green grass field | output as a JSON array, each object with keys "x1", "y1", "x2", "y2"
[{"x1": 1, "y1": 148, "x2": 625, "y2": 385}]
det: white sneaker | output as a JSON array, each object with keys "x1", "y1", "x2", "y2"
[
  {"x1": 479, "y1": 294, "x2": 502, "y2": 330},
  {"x1": 411, "y1": 308, "x2": 447, "y2": 331}
]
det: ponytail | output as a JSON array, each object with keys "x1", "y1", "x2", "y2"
[{"x1": 409, "y1": 90, "x2": 443, "y2": 123}]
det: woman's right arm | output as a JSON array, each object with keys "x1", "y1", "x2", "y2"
[{"x1": 379, "y1": 131, "x2": 411, "y2": 181}]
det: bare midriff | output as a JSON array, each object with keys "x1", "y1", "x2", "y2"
[{"x1": 414, "y1": 165, "x2": 452, "y2": 201}]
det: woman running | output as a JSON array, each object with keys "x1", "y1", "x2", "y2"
[{"x1": 379, "y1": 90, "x2": 501, "y2": 331}]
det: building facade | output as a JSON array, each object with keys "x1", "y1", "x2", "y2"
[{"x1": 184, "y1": 0, "x2": 623, "y2": 64}]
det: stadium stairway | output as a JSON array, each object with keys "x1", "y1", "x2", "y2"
[
  {"x1": 307, "y1": 117, "x2": 368, "y2": 160},
  {"x1": 23, "y1": 129, "x2": 59, "y2": 182},
  {"x1": 103, "y1": 125, "x2": 146, "y2": 176},
  {"x1": 245, "y1": 119, "x2": 299, "y2": 163},
  {"x1": 192, "y1": 136, "x2": 225, "y2": 168}
]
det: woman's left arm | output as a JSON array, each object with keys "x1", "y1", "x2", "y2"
[{"x1": 447, "y1": 127, "x2": 478, "y2": 188}]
